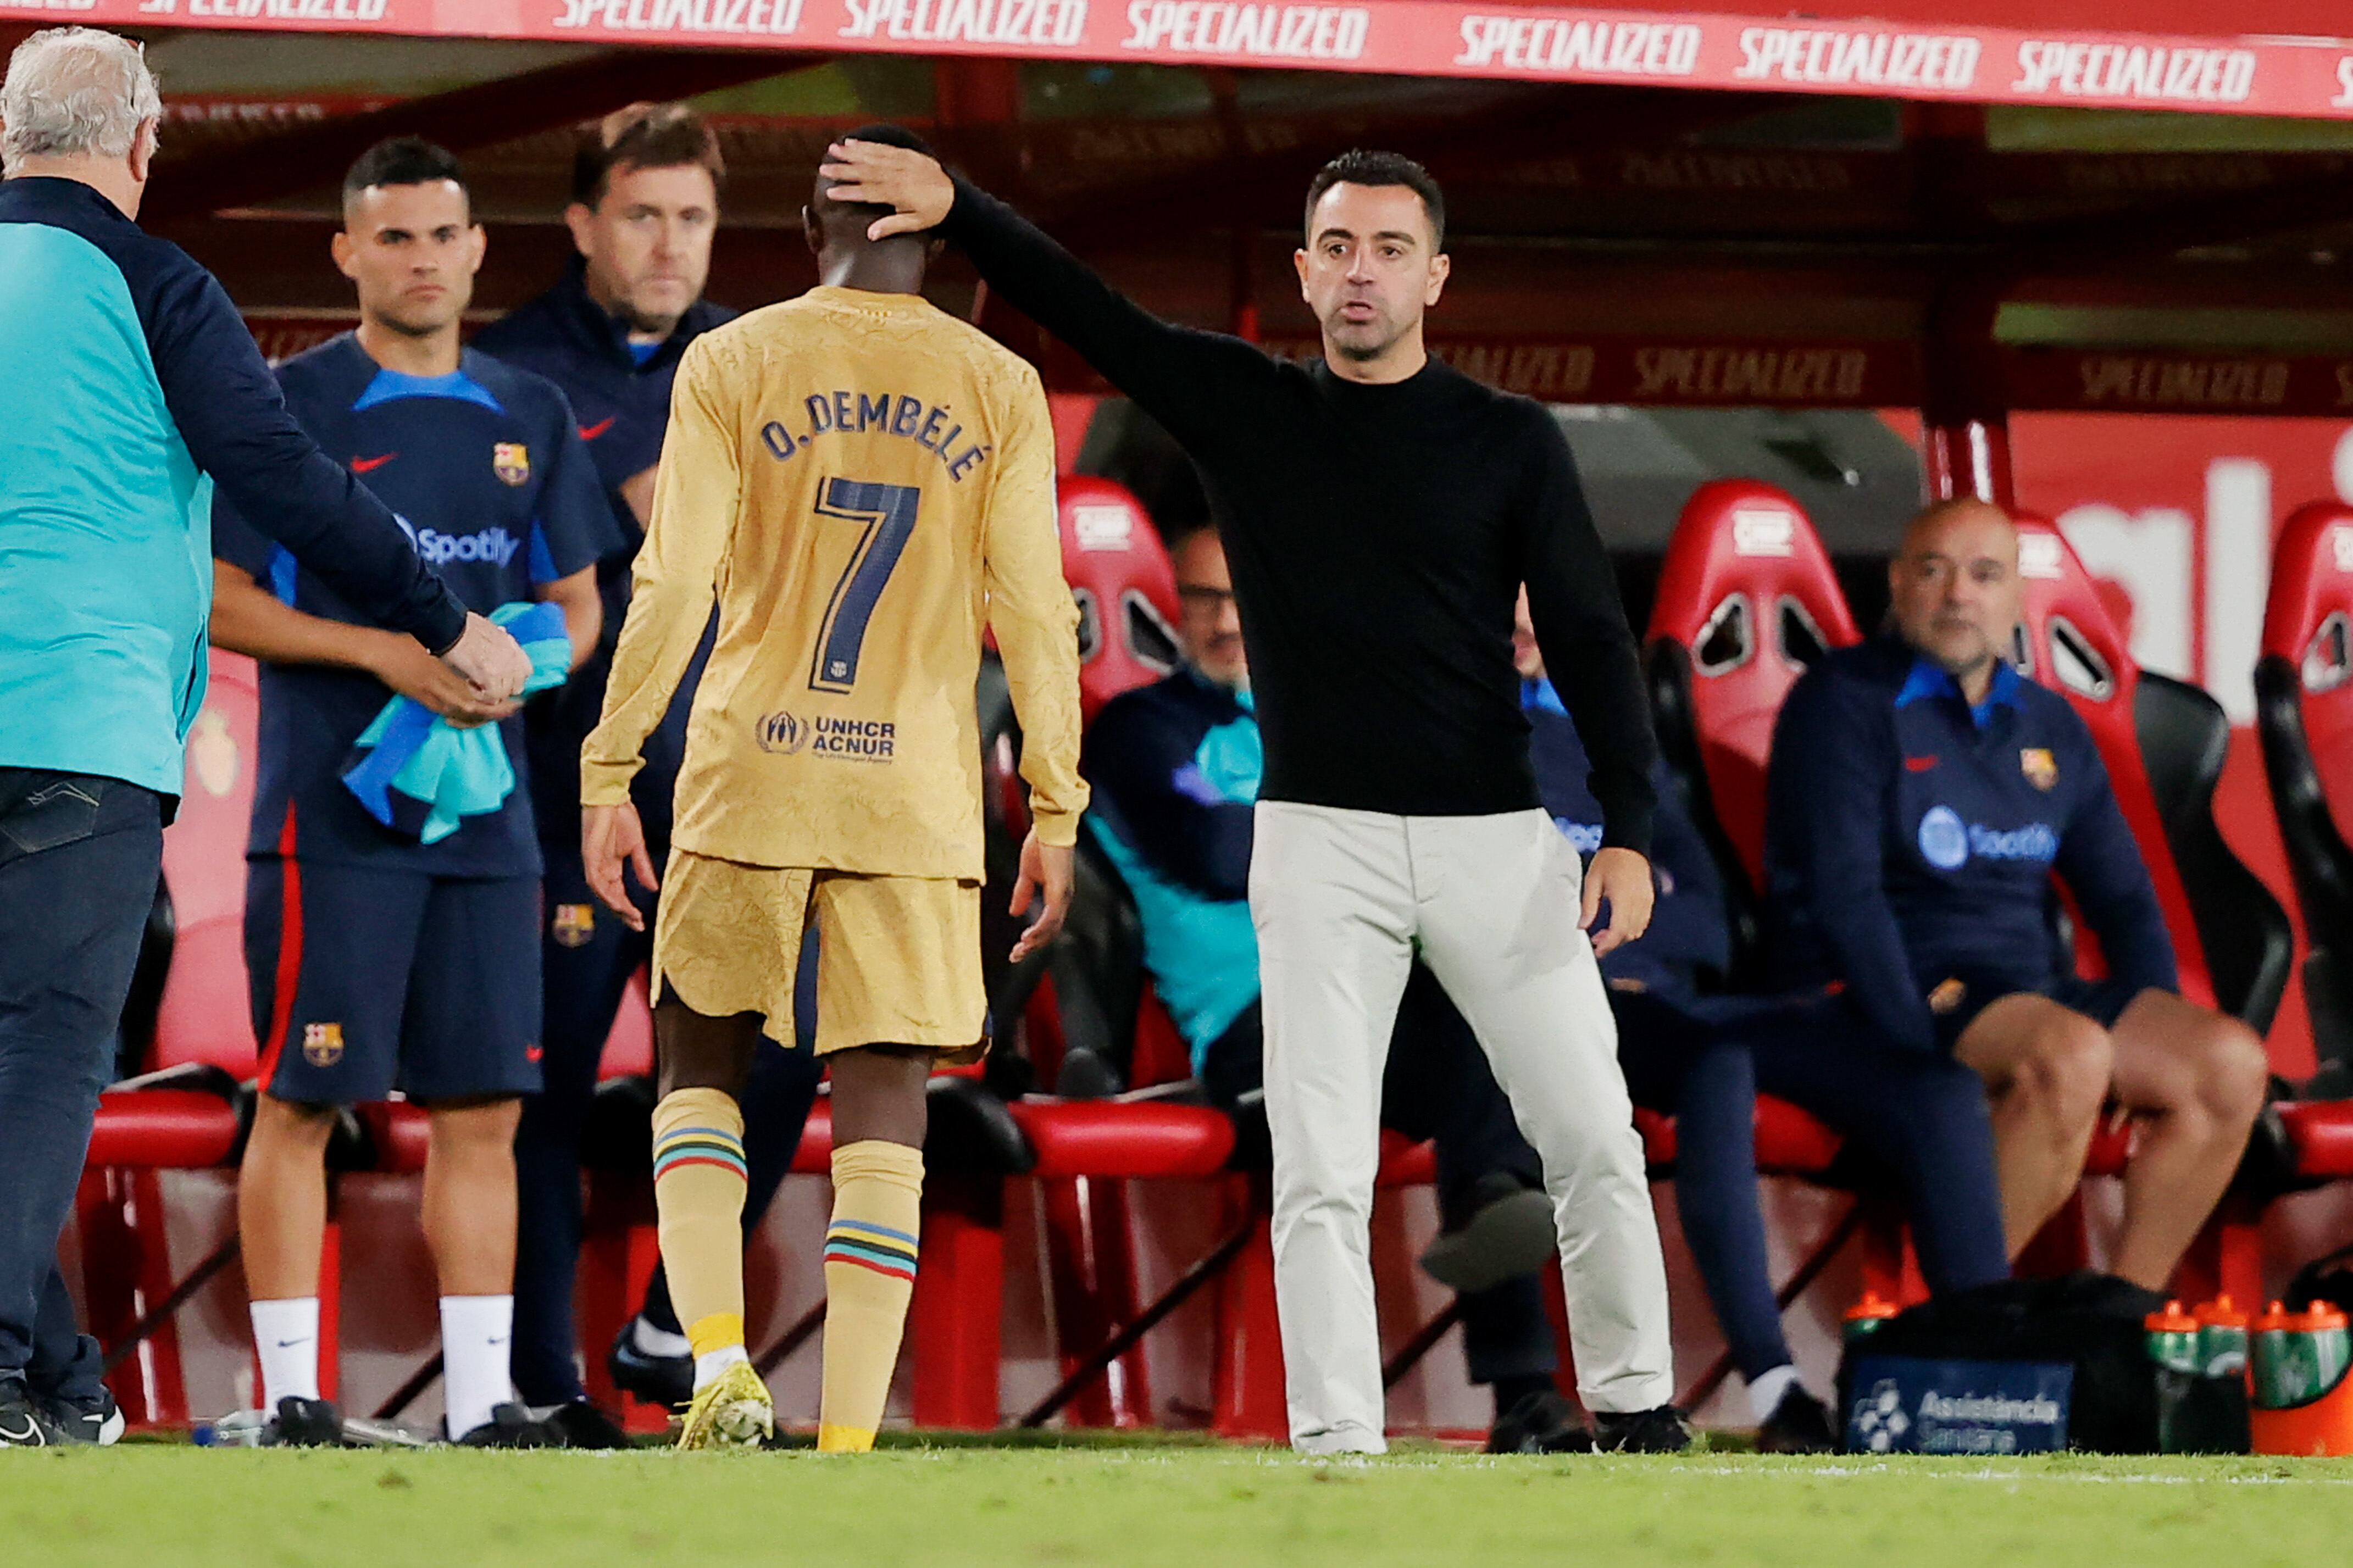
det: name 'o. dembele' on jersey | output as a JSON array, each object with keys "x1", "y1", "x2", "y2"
[{"x1": 581, "y1": 285, "x2": 1087, "y2": 880}]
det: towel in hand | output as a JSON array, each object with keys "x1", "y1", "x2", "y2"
[{"x1": 341, "y1": 600, "x2": 573, "y2": 844}]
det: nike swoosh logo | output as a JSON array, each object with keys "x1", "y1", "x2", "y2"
[
  {"x1": 0, "y1": 1415, "x2": 43, "y2": 1445},
  {"x1": 275, "y1": 1338, "x2": 309, "y2": 1348},
  {"x1": 578, "y1": 418, "x2": 615, "y2": 442},
  {"x1": 353, "y1": 453, "x2": 397, "y2": 473}
]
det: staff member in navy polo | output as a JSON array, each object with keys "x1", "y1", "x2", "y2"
[
  {"x1": 473, "y1": 104, "x2": 822, "y2": 1432},
  {"x1": 0, "y1": 29, "x2": 525, "y2": 1449},
  {"x1": 1767, "y1": 498, "x2": 2269, "y2": 1293},
  {"x1": 212, "y1": 139, "x2": 613, "y2": 1448}
]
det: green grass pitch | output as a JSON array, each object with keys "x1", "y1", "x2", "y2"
[{"x1": 6, "y1": 1442, "x2": 2348, "y2": 1567}]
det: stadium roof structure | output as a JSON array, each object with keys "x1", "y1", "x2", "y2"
[{"x1": 17, "y1": 1, "x2": 2353, "y2": 503}]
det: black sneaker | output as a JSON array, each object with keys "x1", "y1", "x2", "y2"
[
  {"x1": 1593, "y1": 1404, "x2": 1694, "y2": 1454},
  {"x1": 1485, "y1": 1389, "x2": 1594, "y2": 1454},
  {"x1": 1756, "y1": 1385, "x2": 1838, "y2": 1454},
  {"x1": 43, "y1": 1385, "x2": 123, "y2": 1446},
  {"x1": 261, "y1": 1395, "x2": 347, "y2": 1448},
  {"x1": 1418, "y1": 1175, "x2": 1556, "y2": 1295},
  {"x1": 455, "y1": 1402, "x2": 562, "y2": 1448},
  {"x1": 0, "y1": 1378, "x2": 70, "y2": 1448},
  {"x1": 543, "y1": 1399, "x2": 632, "y2": 1450},
  {"x1": 607, "y1": 1323, "x2": 694, "y2": 1410}
]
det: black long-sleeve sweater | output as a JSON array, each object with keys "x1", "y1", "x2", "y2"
[{"x1": 943, "y1": 177, "x2": 1657, "y2": 851}]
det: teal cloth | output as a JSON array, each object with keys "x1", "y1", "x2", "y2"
[{"x1": 341, "y1": 600, "x2": 571, "y2": 843}]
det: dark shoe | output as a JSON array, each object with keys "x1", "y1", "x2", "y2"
[
  {"x1": 456, "y1": 1402, "x2": 562, "y2": 1447},
  {"x1": 608, "y1": 1324, "x2": 695, "y2": 1411},
  {"x1": 544, "y1": 1399, "x2": 632, "y2": 1450},
  {"x1": 261, "y1": 1395, "x2": 346, "y2": 1448},
  {"x1": 0, "y1": 1378, "x2": 71, "y2": 1448},
  {"x1": 1054, "y1": 1045, "x2": 1125, "y2": 1100},
  {"x1": 1756, "y1": 1386, "x2": 1838, "y2": 1454},
  {"x1": 43, "y1": 1385, "x2": 123, "y2": 1446},
  {"x1": 1593, "y1": 1404, "x2": 1694, "y2": 1454},
  {"x1": 1419, "y1": 1175, "x2": 1556, "y2": 1295},
  {"x1": 1484, "y1": 1389, "x2": 1593, "y2": 1454}
]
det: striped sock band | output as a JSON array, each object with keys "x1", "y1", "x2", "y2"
[
  {"x1": 654, "y1": 1125, "x2": 748, "y2": 1181},
  {"x1": 824, "y1": 1217, "x2": 919, "y2": 1285}
]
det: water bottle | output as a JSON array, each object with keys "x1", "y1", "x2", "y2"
[
  {"x1": 2194, "y1": 1296, "x2": 2250, "y2": 1379},
  {"x1": 2144, "y1": 1300, "x2": 2201, "y2": 1375}
]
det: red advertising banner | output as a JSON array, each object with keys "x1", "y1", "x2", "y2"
[{"x1": 24, "y1": 0, "x2": 2353, "y2": 121}]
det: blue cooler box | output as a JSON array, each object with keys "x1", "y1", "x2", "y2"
[{"x1": 1845, "y1": 1356, "x2": 2075, "y2": 1455}]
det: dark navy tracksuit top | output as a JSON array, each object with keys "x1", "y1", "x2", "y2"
[
  {"x1": 1763, "y1": 635, "x2": 2177, "y2": 1054},
  {"x1": 471, "y1": 261, "x2": 734, "y2": 857}
]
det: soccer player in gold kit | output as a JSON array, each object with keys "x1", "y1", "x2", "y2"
[{"x1": 579, "y1": 126, "x2": 1085, "y2": 1452}]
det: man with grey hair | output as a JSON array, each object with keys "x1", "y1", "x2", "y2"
[{"x1": 0, "y1": 26, "x2": 531, "y2": 1446}]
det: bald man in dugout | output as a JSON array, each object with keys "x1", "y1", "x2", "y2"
[{"x1": 1764, "y1": 498, "x2": 2269, "y2": 1291}]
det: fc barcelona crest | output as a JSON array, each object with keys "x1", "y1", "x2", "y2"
[
  {"x1": 492, "y1": 442, "x2": 531, "y2": 486},
  {"x1": 2020, "y1": 748, "x2": 2058, "y2": 792},
  {"x1": 302, "y1": 1022, "x2": 345, "y2": 1067},
  {"x1": 552, "y1": 903, "x2": 596, "y2": 948}
]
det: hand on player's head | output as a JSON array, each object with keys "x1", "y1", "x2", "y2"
[{"x1": 818, "y1": 140, "x2": 954, "y2": 243}]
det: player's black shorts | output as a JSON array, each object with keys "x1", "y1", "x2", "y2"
[
  {"x1": 246, "y1": 859, "x2": 543, "y2": 1105},
  {"x1": 1932, "y1": 973, "x2": 2149, "y2": 1056}
]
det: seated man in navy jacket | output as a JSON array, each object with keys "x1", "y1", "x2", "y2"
[
  {"x1": 1086, "y1": 528, "x2": 1579, "y2": 1454},
  {"x1": 1515, "y1": 591, "x2": 2007, "y2": 1452},
  {"x1": 1767, "y1": 498, "x2": 2269, "y2": 1294}
]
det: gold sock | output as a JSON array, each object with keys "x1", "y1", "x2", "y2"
[
  {"x1": 817, "y1": 1139, "x2": 924, "y2": 1453},
  {"x1": 651, "y1": 1088, "x2": 748, "y2": 1383}
]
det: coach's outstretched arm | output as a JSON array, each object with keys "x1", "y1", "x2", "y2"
[
  {"x1": 821, "y1": 140, "x2": 1270, "y2": 449},
  {"x1": 155, "y1": 266, "x2": 528, "y2": 698},
  {"x1": 1766, "y1": 671, "x2": 1939, "y2": 1054},
  {"x1": 579, "y1": 337, "x2": 737, "y2": 928},
  {"x1": 983, "y1": 362, "x2": 1090, "y2": 963}
]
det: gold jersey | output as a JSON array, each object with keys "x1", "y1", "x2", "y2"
[{"x1": 581, "y1": 285, "x2": 1085, "y2": 879}]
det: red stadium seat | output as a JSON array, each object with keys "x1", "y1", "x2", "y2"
[
  {"x1": 2010, "y1": 515, "x2": 2291, "y2": 1028},
  {"x1": 1057, "y1": 475, "x2": 1180, "y2": 724},
  {"x1": 2255, "y1": 502, "x2": 2353, "y2": 1072},
  {"x1": 1645, "y1": 479, "x2": 1861, "y2": 903},
  {"x1": 2247, "y1": 503, "x2": 2353, "y2": 1187}
]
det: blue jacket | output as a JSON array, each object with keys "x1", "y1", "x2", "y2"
[
  {"x1": 0, "y1": 177, "x2": 463, "y2": 798},
  {"x1": 1764, "y1": 635, "x2": 2177, "y2": 1053},
  {"x1": 1083, "y1": 669, "x2": 1262, "y2": 1068},
  {"x1": 473, "y1": 261, "x2": 734, "y2": 853},
  {"x1": 1523, "y1": 679, "x2": 1729, "y2": 998}
]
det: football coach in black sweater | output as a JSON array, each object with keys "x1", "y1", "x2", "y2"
[{"x1": 825, "y1": 141, "x2": 1682, "y2": 1455}]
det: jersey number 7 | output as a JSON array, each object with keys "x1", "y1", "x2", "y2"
[{"x1": 809, "y1": 477, "x2": 921, "y2": 694}]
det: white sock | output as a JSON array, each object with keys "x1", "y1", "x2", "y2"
[
  {"x1": 633, "y1": 1316, "x2": 692, "y2": 1359},
  {"x1": 250, "y1": 1297, "x2": 321, "y2": 1408},
  {"x1": 694, "y1": 1344, "x2": 750, "y2": 1390},
  {"x1": 440, "y1": 1294, "x2": 515, "y2": 1440},
  {"x1": 1746, "y1": 1363, "x2": 1801, "y2": 1425}
]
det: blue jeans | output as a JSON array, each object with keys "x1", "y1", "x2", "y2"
[{"x1": 0, "y1": 769, "x2": 164, "y2": 1399}]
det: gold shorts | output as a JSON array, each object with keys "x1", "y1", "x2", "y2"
[{"x1": 652, "y1": 849, "x2": 986, "y2": 1062}]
